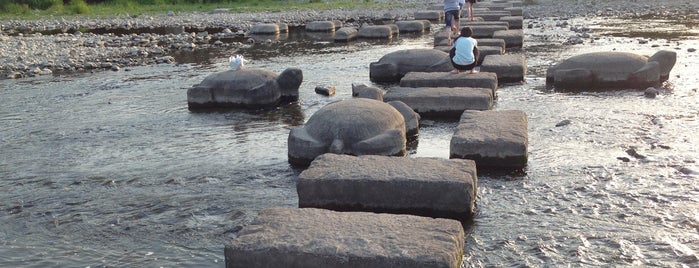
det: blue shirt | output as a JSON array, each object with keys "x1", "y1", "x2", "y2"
[
  {"x1": 452, "y1": 37, "x2": 477, "y2": 65},
  {"x1": 444, "y1": 0, "x2": 460, "y2": 11}
]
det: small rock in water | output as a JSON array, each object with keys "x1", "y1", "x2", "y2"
[
  {"x1": 688, "y1": 48, "x2": 696, "y2": 52},
  {"x1": 314, "y1": 85, "x2": 336, "y2": 96},
  {"x1": 617, "y1": 157, "x2": 631, "y2": 162},
  {"x1": 644, "y1": 87, "x2": 658, "y2": 98},
  {"x1": 625, "y1": 148, "x2": 646, "y2": 159},
  {"x1": 555, "y1": 119, "x2": 572, "y2": 127}
]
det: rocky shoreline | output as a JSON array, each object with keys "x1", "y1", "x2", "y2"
[{"x1": 0, "y1": 0, "x2": 696, "y2": 79}]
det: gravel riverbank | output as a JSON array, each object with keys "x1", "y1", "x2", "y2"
[{"x1": 0, "y1": 0, "x2": 696, "y2": 79}]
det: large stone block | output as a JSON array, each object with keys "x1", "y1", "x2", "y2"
[
  {"x1": 500, "y1": 16, "x2": 523, "y2": 29},
  {"x1": 470, "y1": 25, "x2": 510, "y2": 38},
  {"x1": 477, "y1": 11, "x2": 512, "y2": 21},
  {"x1": 450, "y1": 110, "x2": 528, "y2": 169},
  {"x1": 480, "y1": 53, "x2": 526, "y2": 83},
  {"x1": 384, "y1": 87, "x2": 493, "y2": 118},
  {"x1": 297, "y1": 154, "x2": 478, "y2": 221},
  {"x1": 399, "y1": 71, "x2": 498, "y2": 97},
  {"x1": 225, "y1": 207, "x2": 465, "y2": 268},
  {"x1": 395, "y1": 20, "x2": 426, "y2": 33},
  {"x1": 358, "y1": 25, "x2": 394, "y2": 39},
  {"x1": 334, "y1": 27, "x2": 358, "y2": 42},
  {"x1": 306, "y1": 21, "x2": 336, "y2": 32},
  {"x1": 477, "y1": 38, "x2": 507, "y2": 50},
  {"x1": 493, "y1": 29, "x2": 524, "y2": 48},
  {"x1": 249, "y1": 23, "x2": 280, "y2": 35},
  {"x1": 415, "y1": 10, "x2": 442, "y2": 21},
  {"x1": 477, "y1": 46, "x2": 504, "y2": 65}
]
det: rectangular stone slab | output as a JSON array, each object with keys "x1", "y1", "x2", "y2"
[
  {"x1": 297, "y1": 154, "x2": 478, "y2": 221},
  {"x1": 384, "y1": 87, "x2": 493, "y2": 118},
  {"x1": 493, "y1": 29, "x2": 524, "y2": 48},
  {"x1": 399, "y1": 71, "x2": 498, "y2": 96},
  {"x1": 500, "y1": 16, "x2": 523, "y2": 29},
  {"x1": 480, "y1": 53, "x2": 526, "y2": 83},
  {"x1": 225, "y1": 207, "x2": 465, "y2": 268},
  {"x1": 450, "y1": 110, "x2": 528, "y2": 169}
]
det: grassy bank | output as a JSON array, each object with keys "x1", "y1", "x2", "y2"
[{"x1": 0, "y1": 0, "x2": 401, "y2": 19}]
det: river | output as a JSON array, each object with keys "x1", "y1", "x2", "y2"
[{"x1": 1, "y1": 14, "x2": 697, "y2": 267}]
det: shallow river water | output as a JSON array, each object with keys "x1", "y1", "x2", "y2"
[{"x1": 1, "y1": 14, "x2": 698, "y2": 267}]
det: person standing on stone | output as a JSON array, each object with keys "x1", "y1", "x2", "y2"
[
  {"x1": 449, "y1": 26, "x2": 479, "y2": 74},
  {"x1": 444, "y1": 0, "x2": 461, "y2": 46},
  {"x1": 466, "y1": 0, "x2": 476, "y2": 21}
]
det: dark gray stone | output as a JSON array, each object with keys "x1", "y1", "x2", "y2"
[
  {"x1": 492, "y1": 29, "x2": 524, "y2": 48},
  {"x1": 298, "y1": 154, "x2": 477, "y2": 221},
  {"x1": 287, "y1": 98, "x2": 408, "y2": 166},
  {"x1": 399, "y1": 71, "x2": 498, "y2": 97},
  {"x1": 306, "y1": 21, "x2": 336, "y2": 32},
  {"x1": 480, "y1": 53, "x2": 526, "y2": 83},
  {"x1": 225, "y1": 207, "x2": 465, "y2": 268},
  {"x1": 450, "y1": 110, "x2": 529, "y2": 169},
  {"x1": 370, "y1": 49, "x2": 452, "y2": 83},
  {"x1": 384, "y1": 87, "x2": 493, "y2": 118},
  {"x1": 358, "y1": 25, "x2": 394, "y2": 39},
  {"x1": 334, "y1": 27, "x2": 358, "y2": 42},
  {"x1": 187, "y1": 68, "x2": 302, "y2": 110}
]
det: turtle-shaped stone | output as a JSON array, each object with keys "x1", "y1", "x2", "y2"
[
  {"x1": 187, "y1": 67, "x2": 303, "y2": 110},
  {"x1": 546, "y1": 50, "x2": 676, "y2": 90},
  {"x1": 288, "y1": 98, "x2": 414, "y2": 166},
  {"x1": 369, "y1": 49, "x2": 453, "y2": 83}
]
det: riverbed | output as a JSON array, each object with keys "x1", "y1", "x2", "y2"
[{"x1": 1, "y1": 6, "x2": 698, "y2": 268}]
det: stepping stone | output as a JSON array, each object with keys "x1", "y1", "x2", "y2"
[
  {"x1": 477, "y1": 38, "x2": 507, "y2": 50},
  {"x1": 463, "y1": 21, "x2": 510, "y2": 29},
  {"x1": 384, "y1": 87, "x2": 493, "y2": 118},
  {"x1": 334, "y1": 27, "x2": 358, "y2": 42},
  {"x1": 505, "y1": 7, "x2": 524, "y2": 16},
  {"x1": 358, "y1": 25, "x2": 394, "y2": 39},
  {"x1": 298, "y1": 154, "x2": 478, "y2": 221},
  {"x1": 477, "y1": 11, "x2": 512, "y2": 21},
  {"x1": 477, "y1": 46, "x2": 504, "y2": 65},
  {"x1": 500, "y1": 16, "x2": 523, "y2": 29},
  {"x1": 493, "y1": 29, "x2": 524, "y2": 48},
  {"x1": 480, "y1": 53, "x2": 526, "y2": 83},
  {"x1": 450, "y1": 110, "x2": 528, "y2": 169},
  {"x1": 306, "y1": 21, "x2": 335, "y2": 32},
  {"x1": 225, "y1": 207, "x2": 465, "y2": 268},
  {"x1": 249, "y1": 23, "x2": 279, "y2": 35},
  {"x1": 277, "y1": 23, "x2": 289, "y2": 33},
  {"x1": 470, "y1": 25, "x2": 509, "y2": 38},
  {"x1": 399, "y1": 71, "x2": 498, "y2": 97},
  {"x1": 477, "y1": 2, "x2": 513, "y2": 11},
  {"x1": 414, "y1": 10, "x2": 442, "y2": 21},
  {"x1": 395, "y1": 20, "x2": 426, "y2": 33}
]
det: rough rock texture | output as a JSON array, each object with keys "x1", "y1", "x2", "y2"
[
  {"x1": 298, "y1": 154, "x2": 478, "y2": 221},
  {"x1": 187, "y1": 67, "x2": 302, "y2": 110},
  {"x1": 480, "y1": 53, "x2": 527, "y2": 83},
  {"x1": 384, "y1": 86, "x2": 493, "y2": 118},
  {"x1": 399, "y1": 71, "x2": 498, "y2": 97},
  {"x1": 224, "y1": 207, "x2": 465, "y2": 268},
  {"x1": 546, "y1": 50, "x2": 677, "y2": 90},
  {"x1": 287, "y1": 98, "x2": 409, "y2": 166},
  {"x1": 369, "y1": 49, "x2": 453, "y2": 83},
  {"x1": 450, "y1": 110, "x2": 529, "y2": 169}
]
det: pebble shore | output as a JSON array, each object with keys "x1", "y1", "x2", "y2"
[{"x1": 0, "y1": 0, "x2": 696, "y2": 79}]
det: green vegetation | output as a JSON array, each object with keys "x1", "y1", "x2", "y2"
[{"x1": 0, "y1": 0, "x2": 394, "y2": 19}]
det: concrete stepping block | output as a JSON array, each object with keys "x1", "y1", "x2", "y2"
[
  {"x1": 450, "y1": 110, "x2": 528, "y2": 169},
  {"x1": 395, "y1": 20, "x2": 426, "y2": 33},
  {"x1": 470, "y1": 25, "x2": 509, "y2": 38},
  {"x1": 477, "y1": 46, "x2": 504, "y2": 65},
  {"x1": 249, "y1": 23, "x2": 280, "y2": 35},
  {"x1": 225, "y1": 207, "x2": 465, "y2": 268},
  {"x1": 477, "y1": 38, "x2": 507, "y2": 50},
  {"x1": 463, "y1": 21, "x2": 510, "y2": 29},
  {"x1": 306, "y1": 21, "x2": 336, "y2": 32},
  {"x1": 358, "y1": 25, "x2": 394, "y2": 39},
  {"x1": 505, "y1": 7, "x2": 524, "y2": 16},
  {"x1": 415, "y1": 10, "x2": 443, "y2": 21},
  {"x1": 493, "y1": 29, "x2": 524, "y2": 48},
  {"x1": 334, "y1": 27, "x2": 358, "y2": 42},
  {"x1": 477, "y1": 11, "x2": 512, "y2": 21},
  {"x1": 480, "y1": 53, "x2": 526, "y2": 83},
  {"x1": 399, "y1": 71, "x2": 498, "y2": 96},
  {"x1": 477, "y1": 2, "x2": 513, "y2": 11},
  {"x1": 298, "y1": 154, "x2": 478, "y2": 221},
  {"x1": 384, "y1": 87, "x2": 493, "y2": 118},
  {"x1": 500, "y1": 16, "x2": 523, "y2": 29}
]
